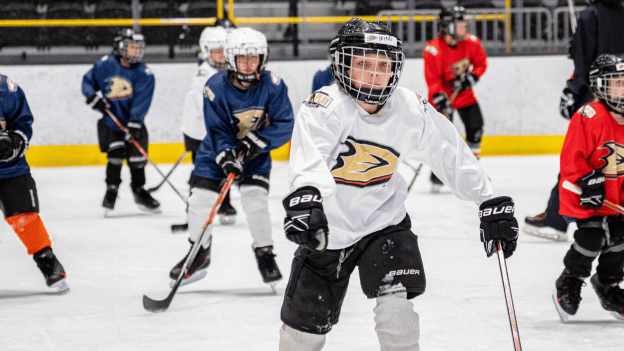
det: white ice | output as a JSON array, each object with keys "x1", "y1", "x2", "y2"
[{"x1": 1, "y1": 156, "x2": 624, "y2": 350}]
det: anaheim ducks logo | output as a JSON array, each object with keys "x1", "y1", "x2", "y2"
[
  {"x1": 449, "y1": 58, "x2": 471, "y2": 77},
  {"x1": 331, "y1": 137, "x2": 400, "y2": 187},
  {"x1": 232, "y1": 107, "x2": 265, "y2": 139},
  {"x1": 598, "y1": 141, "x2": 624, "y2": 179},
  {"x1": 105, "y1": 76, "x2": 133, "y2": 100}
]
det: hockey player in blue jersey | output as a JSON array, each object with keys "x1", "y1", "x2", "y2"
[
  {"x1": 82, "y1": 28, "x2": 160, "y2": 215},
  {"x1": 0, "y1": 74, "x2": 69, "y2": 293},
  {"x1": 168, "y1": 27, "x2": 295, "y2": 288}
]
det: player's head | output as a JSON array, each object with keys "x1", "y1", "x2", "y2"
[
  {"x1": 590, "y1": 53, "x2": 624, "y2": 113},
  {"x1": 590, "y1": 0, "x2": 624, "y2": 7},
  {"x1": 329, "y1": 18, "x2": 404, "y2": 105},
  {"x1": 200, "y1": 20, "x2": 236, "y2": 70},
  {"x1": 439, "y1": 6, "x2": 468, "y2": 40},
  {"x1": 113, "y1": 28, "x2": 145, "y2": 64},
  {"x1": 224, "y1": 27, "x2": 269, "y2": 84}
]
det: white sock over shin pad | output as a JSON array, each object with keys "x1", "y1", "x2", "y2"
[
  {"x1": 279, "y1": 324, "x2": 326, "y2": 351},
  {"x1": 374, "y1": 292, "x2": 420, "y2": 351},
  {"x1": 240, "y1": 185, "x2": 273, "y2": 248},
  {"x1": 187, "y1": 187, "x2": 218, "y2": 248}
]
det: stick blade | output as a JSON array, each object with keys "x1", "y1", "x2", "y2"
[{"x1": 143, "y1": 294, "x2": 173, "y2": 313}]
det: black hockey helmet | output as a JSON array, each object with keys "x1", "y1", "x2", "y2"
[
  {"x1": 439, "y1": 6, "x2": 468, "y2": 37},
  {"x1": 113, "y1": 28, "x2": 145, "y2": 64},
  {"x1": 589, "y1": 53, "x2": 624, "y2": 113},
  {"x1": 329, "y1": 18, "x2": 404, "y2": 105},
  {"x1": 214, "y1": 18, "x2": 236, "y2": 29},
  {"x1": 590, "y1": 0, "x2": 623, "y2": 8}
]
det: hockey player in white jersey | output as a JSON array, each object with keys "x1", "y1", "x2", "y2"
[
  {"x1": 279, "y1": 19, "x2": 519, "y2": 350},
  {"x1": 181, "y1": 19, "x2": 238, "y2": 225}
]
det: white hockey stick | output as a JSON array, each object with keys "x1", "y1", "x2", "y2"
[
  {"x1": 495, "y1": 242, "x2": 523, "y2": 351},
  {"x1": 562, "y1": 180, "x2": 624, "y2": 214},
  {"x1": 566, "y1": 0, "x2": 577, "y2": 34}
]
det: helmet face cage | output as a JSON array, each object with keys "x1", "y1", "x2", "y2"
[
  {"x1": 332, "y1": 46, "x2": 404, "y2": 105},
  {"x1": 592, "y1": 71, "x2": 624, "y2": 112},
  {"x1": 114, "y1": 31, "x2": 145, "y2": 64},
  {"x1": 224, "y1": 28, "x2": 269, "y2": 83},
  {"x1": 200, "y1": 27, "x2": 229, "y2": 70}
]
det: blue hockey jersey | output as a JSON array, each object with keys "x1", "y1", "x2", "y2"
[
  {"x1": 312, "y1": 65, "x2": 334, "y2": 93},
  {"x1": 82, "y1": 54, "x2": 155, "y2": 131},
  {"x1": 0, "y1": 75, "x2": 33, "y2": 179},
  {"x1": 193, "y1": 70, "x2": 294, "y2": 179}
]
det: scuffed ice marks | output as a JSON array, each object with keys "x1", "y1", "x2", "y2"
[
  {"x1": 380, "y1": 239, "x2": 395, "y2": 255},
  {"x1": 311, "y1": 310, "x2": 333, "y2": 334}
]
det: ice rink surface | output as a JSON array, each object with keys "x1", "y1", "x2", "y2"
[{"x1": 1, "y1": 155, "x2": 624, "y2": 351}]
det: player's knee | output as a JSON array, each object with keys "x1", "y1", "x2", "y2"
[
  {"x1": 279, "y1": 324, "x2": 326, "y2": 351},
  {"x1": 6, "y1": 212, "x2": 52, "y2": 255},
  {"x1": 128, "y1": 156, "x2": 147, "y2": 169},
  {"x1": 240, "y1": 185, "x2": 268, "y2": 213},
  {"x1": 374, "y1": 292, "x2": 420, "y2": 351},
  {"x1": 187, "y1": 188, "x2": 219, "y2": 246},
  {"x1": 573, "y1": 218, "x2": 606, "y2": 254}
]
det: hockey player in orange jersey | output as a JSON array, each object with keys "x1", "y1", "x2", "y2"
[{"x1": 423, "y1": 5, "x2": 488, "y2": 193}]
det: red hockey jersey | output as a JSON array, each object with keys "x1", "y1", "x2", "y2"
[
  {"x1": 423, "y1": 34, "x2": 487, "y2": 110},
  {"x1": 559, "y1": 102, "x2": 624, "y2": 219}
]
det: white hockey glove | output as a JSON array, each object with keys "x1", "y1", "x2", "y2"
[
  {"x1": 479, "y1": 196, "x2": 519, "y2": 258},
  {"x1": 283, "y1": 186, "x2": 329, "y2": 251}
]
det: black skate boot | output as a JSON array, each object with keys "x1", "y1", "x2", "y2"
[
  {"x1": 552, "y1": 270, "x2": 585, "y2": 322},
  {"x1": 169, "y1": 240, "x2": 211, "y2": 287},
  {"x1": 218, "y1": 200, "x2": 237, "y2": 225},
  {"x1": 132, "y1": 186, "x2": 162, "y2": 214},
  {"x1": 254, "y1": 246, "x2": 282, "y2": 290},
  {"x1": 590, "y1": 274, "x2": 624, "y2": 320},
  {"x1": 33, "y1": 247, "x2": 69, "y2": 294},
  {"x1": 523, "y1": 212, "x2": 567, "y2": 241},
  {"x1": 102, "y1": 184, "x2": 118, "y2": 215},
  {"x1": 430, "y1": 172, "x2": 443, "y2": 194}
]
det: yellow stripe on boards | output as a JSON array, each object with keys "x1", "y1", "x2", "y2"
[{"x1": 24, "y1": 135, "x2": 563, "y2": 168}]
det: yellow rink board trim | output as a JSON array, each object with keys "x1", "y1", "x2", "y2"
[{"x1": 25, "y1": 135, "x2": 564, "y2": 167}]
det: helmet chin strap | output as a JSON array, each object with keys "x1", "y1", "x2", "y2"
[{"x1": 602, "y1": 99, "x2": 624, "y2": 115}]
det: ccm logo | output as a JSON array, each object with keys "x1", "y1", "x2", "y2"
[
  {"x1": 289, "y1": 194, "x2": 322, "y2": 207},
  {"x1": 388, "y1": 269, "x2": 420, "y2": 276},
  {"x1": 479, "y1": 205, "x2": 514, "y2": 218}
]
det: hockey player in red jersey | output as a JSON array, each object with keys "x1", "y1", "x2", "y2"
[
  {"x1": 423, "y1": 6, "x2": 488, "y2": 193},
  {"x1": 0, "y1": 74, "x2": 69, "y2": 293},
  {"x1": 553, "y1": 53, "x2": 624, "y2": 322}
]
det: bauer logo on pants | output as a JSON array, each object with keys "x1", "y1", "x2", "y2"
[{"x1": 331, "y1": 136, "x2": 400, "y2": 187}]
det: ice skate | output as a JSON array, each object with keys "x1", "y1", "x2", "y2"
[
  {"x1": 169, "y1": 241, "x2": 211, "y2": 287},
  {"x1": 33, "y1": 247, "x2": 69, "y2": 294},
  {"x1": 102, "y1": 184, "x2": 118, "y2": 217},
  {"x1": 132, "y1": 186, "x2": 162, "y2": 214},
  {"x1": 590, "y1": 274, "x2": 624, "y2": 321},
  {"x1": 553, "y1": 270, "x2": 584, "y2": 322},
  {"x1": 254, "y1": 246, "x2": 282, "y2": 291},
  {"x1": 523, "y1": 212, "x2": 568, "y2": 242},
  {"x1": 218, "y1": 200, "x2": 237, "y2": 225},
  {"x1": 430, "y1": 172, "x2": 443, "y2": 194}
]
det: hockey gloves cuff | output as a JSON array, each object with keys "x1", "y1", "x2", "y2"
[
  {"x1": 479, "y1": 196, "x2": 519, "y2": 258},
  {"x1": 236, "y1": 131, "x2": 268, "y2": 164},
  {"x1": 125, "y1": 120, "x2": 145, "y2": 141},
  {"x1": 559, "y1": 87, "x2": 582, "y2": 120},
  {"x1": 432, "y1": 93, "x2": 451, "y2": 117},
  {"x1": 216, "y1": 149, "x2": 243, "y2": 179},
  {"x1": 0, "y1": 130, "x2": 28, "y2": 163},
  {"x1": 453, "y1": 72, "x2": 478, "y2": 94},
  {"x1": 87, "y1": 91, "x2": 110, "y2": 114},
  {"x1": 577, "y1": 169, "x2": 606, "y2": 211},
  {"x1": 283, "y1": 186, "x2": 329, "y2": 252}
]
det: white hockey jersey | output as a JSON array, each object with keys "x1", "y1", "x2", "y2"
[
  {"x1": 180, "y1": 62, "x2": 219, "y2": 141},
  {"x1": 289, "y1": 83, "x2": 495, "y2": 250}
]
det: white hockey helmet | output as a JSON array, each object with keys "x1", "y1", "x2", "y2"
[
  {"x1": 224, "y1": 27, "x2": 269, "y2": 83},
  {"x1": 199, "y1": 26, "x2": 229, "y2": 70}
]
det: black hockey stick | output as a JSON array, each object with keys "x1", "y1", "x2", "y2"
[
  {"x1": 147, "y1": 151, "x2": 189, "y2": 193},
  {"x1": 404, "y1": 161, "x2": 423, "y2": 193},
  {"x1": 143, "y1": 170, "x2": 237, "y2": 313},
  {"x1": 105, "y1": 109, "x2": 187, "y2": 204},
  {"x1": 495, "y1": 241, "x2": 522, "y2": 351}
]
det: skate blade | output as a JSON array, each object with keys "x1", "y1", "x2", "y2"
[
  {"x1": 609, "y1": 311, "x2": 624, "y2": 321},
  {"x1": 523, "y1": 224, "x2": 568, "y2": 242},
  {"x1": 170, "y1": 270, "x2": 207, "y2": 288},
  {"x1": 137, "y1": 204, "x2": 162, "y2": 215},
  {"x1": 103, "y1": 208, "x2": 113, "y2": 218},
  {"x1": 219, "y1": 214, "x2": 236, "y2": 225},
  {"x1": 171, "y1": 223, "x2": 189, "y2": 233},
  {"x1": 51, "y1": 279, "x2": 70, "y2": 294},
  {"x1": 552, "y1": 289, "x2": 570, "y2": 323},
  {"x1": 430, "y1": 184, "x2": 442, "y2": 194},
  {"x1": 269, "y1": 283, "x2": 278, "y2": 294}
]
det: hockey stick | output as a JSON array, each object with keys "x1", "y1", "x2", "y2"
[
  {"x1": 562, "y1": 180, "x2": 624, "y2": 214},
  {"x1": 105, "y1": 109, "x2": 187, "y2": 204},
  {"x1": 495, "y1": 241, "x2": 523, "y2": 351},
  {"x1": 404, "y1": 161, "x2": 423, "y2": 192},
  {"x1": 566, "y1": 0, "x2": 577, "y2": 34},
  {"x1": 147, "y1": 151, "x2": 189, "y2": 193},
  {"x1": 143, "y1": 170, "x2": 237, "y2": 313}
]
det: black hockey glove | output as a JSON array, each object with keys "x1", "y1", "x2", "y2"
[
  {"x1": 216, "y1": 149, "x2": 243, "y2": 179},
  {"x1": 283, "y1": 186, "x2": 329, "y2": 252},
  {"x1": 559, "y1": 87, "x2": 582, "y2": 120},
  {"x1": 125, "y1": 120, "x2": 145, "y2": 141},
  {"x1": 432, "y1": 93, "x2": 451, "y2": 116},
  {"x1": 86, "y1": 91, "x2": 110, "y2": 114},
  {"x1": 236, "y1": 131, "x2": 268, "y2": 164},
  {"x1": 453, "y1": 72, "x2": 478, "y2": 94},
  {"x1": 577, "y1": 169, "x2": 605, "y2": 211},
  {"x1": 0, "y1": 130, "x2": 27, "y2": 163},
  {"x1": 479, "y1": 196, "x2": 519, "y2": 258}
]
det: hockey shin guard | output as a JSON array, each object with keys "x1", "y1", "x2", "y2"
[
  {"x1": 240, "y1": 185, "x2": 273, "y2": 248},
  {"x1": 279, "y1": 324, "x2": 326, "y2": 351},
  {"x1": 374, "y1": 292, "x2": 420, "y2": 351},
  {"x1": 187, "y1": 187, "x2": 218, "y2": 249},
  {"x1": 7, "y1": 213, "x2": 52, "y2": 255}
]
